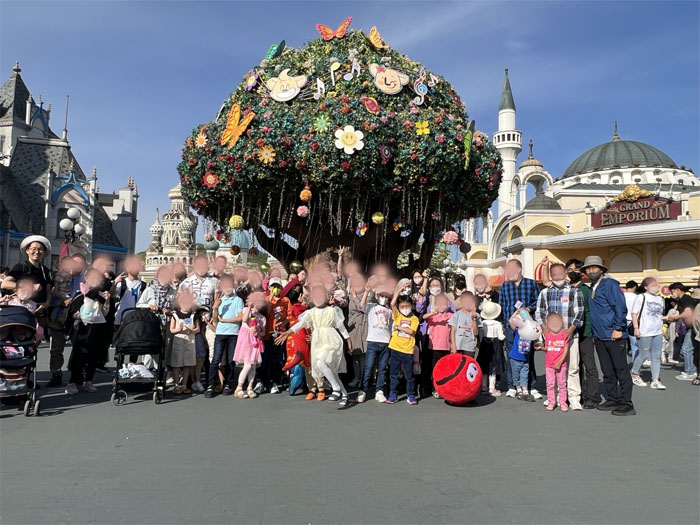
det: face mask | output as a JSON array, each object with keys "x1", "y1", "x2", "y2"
[
  {"x1": 17, "y1": 291, "x2": 30, "y2": 301},
  {"x1": 377, "y1": 296, "x2": 389, "y2": 306},
  {"x1": 647, "y1": 286, "x2": 659, "y2": 295},
  {"x1": 413, "y1": 277, "x2": 423, "y2": 285},
  {"x1": 429, "y1": 287, "x2": 442, "y2": 296},
  {"x1": 552, "y1": 279, "x2": 566, "y2": 288},
  {"x1": 475, "y1": 285, "x2": 485, "y2": 293},
  {"x1": 400, "y1": 308, "x2": 412, "y2": 316},
  {"x1": 587, "y1": 270, "x2": 602, "y2": 282},
  {"x1": 567, "y1": 271, "x2": 582, "y2": 283}
]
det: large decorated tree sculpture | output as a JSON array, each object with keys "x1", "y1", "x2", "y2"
[{"x1": 177, "y1": 18, "x2": 502, "y2": 270}]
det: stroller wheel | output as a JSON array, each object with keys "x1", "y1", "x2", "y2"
[
  {"x1": 23, "y1": 400, "x2": 31, "y2": 417},
  {"x1": 111, "y1": 391, "x2": 128, "y2": 406},
  {"x1": 153, "y1": 392, "x2": 162, "y2": 405},
  {"x1": 33, "y1": 399, "x2": 41, "y2": 416}
]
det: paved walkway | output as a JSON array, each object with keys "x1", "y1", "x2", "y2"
[{"x1": 1, "y1": 347, "x2": 698, "y2": 524}]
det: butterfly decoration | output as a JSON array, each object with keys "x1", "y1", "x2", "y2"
[
  {"x1": 463, "y1": 120, "x2": 475, "y2": 169},
  {"x1": 220, "y1": 103, "x2": 255, "y2": 149},
  {"x1": 265, "y1": 40, "x2": 286, "y2": 60},
  {"x1": 363, "y1": 26, "x2": 388, "y2": 50},
  {"x1": 316, "y1": 17, "x2": 352, "y2": 41}
]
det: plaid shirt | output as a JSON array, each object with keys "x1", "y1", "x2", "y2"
[
  {"x1": 535, "y1": 283, "x2": 584, "y2": 331},
  {"x1": 499, "y1": 277, "x2": 539, "y2": 319}
]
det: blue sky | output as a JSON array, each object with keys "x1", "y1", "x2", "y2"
[{"x1": 2, "y1": 1, "x2": 698, "y2": 251}]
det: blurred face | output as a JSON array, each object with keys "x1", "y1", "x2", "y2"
[
  {"x1": 233, "y1": 266, "x2": 249, "y2": 284},
  {"x1": 311, "y1": 286, "x2": 328, "y2": 308},
  {"x1": 550, "y1": 265, "x2": 567, "y2": 284},
  {"x1": 547, "y1": 314, "x2": 564, "y2": 333},
  {"x1": 371, "y1": 263, "x2": 389, "y2": 280},
  {"x1": 85, "y1": 269, "x2": 103, "y2": 290},
  {"x1": 270, "y1": 268, "x2": 282, "y2": 279},
  {"x1": 214, "y1": 256, "x2": 227, "y2": 274},
  {"x1": 645, "y1": 279, "x2": 659, "y2": 294},
  {"x1": 177, "y1": 291, "x2": 195, "y2": 312},
  {"x1": 59, "y1": 257, "x2": 73, "y2": 274},
  {"x1": 349, "y1": 274, "x2": 366, "y2": 294},
  {"x1": 72, "y1": 256, "x2": 87, "y2": 276},
  {"x1": 505, "y1": 261, "x2": 522, "y2": 282},
  {"x1": 248, "y1": 270, "x2": 263, "y2": 290},
  {"x1": 461, "y1": 294, "x2": 476, "y2": 312},
  {"x1": 124, "y1": 256, "x2": 142, "y2": 277},
  {"x1": 92, "y1": 257, "x2": 111, "y2": 275},
  {"x1": 473, "y1": 274, "x2": 487, "y2": 293},
  {"x1": 344, "y1": 261, "x2": 360, "y2": 279},
  {"x1": 248, "y1": 291, "x2": 267, "y2": 311},
  {"x1": 220, "y1": 276, "x2": 235, "y2": 295},
  {"x1": 298, "y1": 269, "x2": 307, "y2": 283},
  {"x1": 156, "y1": 266, "x2": 172, "y2": 287},
  {"x1": 15, "y1": 280, "x2": 36, "y2": 301},
  {"x1": 671, "y1": 288, "x2": 684, "y2": 299},
  {"x1": 25, "y1": 242, "x2": 46, "y2": 264},
  {"x1": 288, "y1": 273, "x2": 298, "y2": 282},
  {"x1": 435, "y1": 294, "x2": 449, "y2": 313},
  {"x1": 193, "y1": 257, "x2": 208, "y2": 277}
]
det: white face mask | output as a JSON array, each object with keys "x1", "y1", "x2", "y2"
[
  {"x1": 413, "y1": 277, "x2": 423, "y2": 285},
  {"x1": 647, "y1": 286, "x2": 659, "y2": 295},
  {"x1": 17, "y1": 291, "x2": 30, "y2": 301},
  {"x1": 552, "y1": 279, "x2": 566, "y2": 288},
  {"x1": 429, "y1": 287, "x2": 442, "y2": 296},
  {"x1": 399, "y1": 308, "x2": 412, "y2": 317},
  {"x1": 377, "y1": 297, "x2": 389, "y2": 306}
]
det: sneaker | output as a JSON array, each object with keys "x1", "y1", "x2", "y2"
[
  {"x1": 570, "y1": 402, "x2": 583, "y2": 411},
  {"x1": 204, "y1": 388, "x2": 214, "y2": 398},
  {"x1": 182, "y1": 387, "x2": 192, "y2": 394},
  {"x1": 357, "y1": 391, "x2": 366, "y2": 403},
  {"x1": 642, "y1": 360, "x2": 651, "y2": 368},
  {"x1": 46, "y1": 374, "x2": 63, "y2": 388},
  {"x1": 612, "y1": 403, "x2": 636, "y2": 416},
  {"x1": 213, "y1": 385, "x2": 223, "y2": 393},
  {"x1": 192, "y1": 381, "x2": 205, "y2": 393},
  {"x1": 543, "y1": 399, "x2": 552, "y2": 407},
  {"x1": 530, "y1": 389, "x2": 543, "y2": 400},
  {"x1": 166, "y1": 376, "x2": 175, "y2": 387},
  {"x1": 597, "y1": 400, "x2": 619, "y2": 411},
  {"x1": 375, "y1": 391, "x2": 387, "y2": 403},
  {"x1": 65, "y1": 383, "x2": 78, "y2": 395},
  {"x1": 386, "y1": 393, "x2": 397, "y2": 404},
  {"x1": 583, "y1": 400, "x2": 597, "y2": 409},
  {"x1": 560, "y1": 404, "x2": 569, "y2": 412},
  {"x1": 515, "y1": 391, "x2": 523, "y2": 400},
  {"x1": 489, "y1": 389, "x2": 502, "y2": 397},
  {"x1": 632, "y1": 375, "x2": 648, "y2": 387},
  {"x1": 253, "y1": 381, "x2": 264, "y2": 395},
  {"x1": 505, "y1": 388, "x2": 516, "y2": 398},
  {"x1": 222, "y1": 385, "x2": 233, "y2": 396},
  {"x1": 270, "y1": 383, "x2": 280, "y2": 394},
  {"x1": 173, "y1": 385, "x2": 183, "y2": 395},
  {"x1": 650, "y1": 380, "x2": 666, "y2": 390},
  {"x1": 675, "y1": 372, "x2": 697, "y2": 381},
  {"x1": 338, "y1": 395, "x2": 349, "y2": 407},
  {"x1": 327, "y1": 392, "x2": 341, "y2": 402},
  {"x1": 407, "y1": 395, "x2": 418, "y2": 405},
  {"x1": 432, "y1": 391, "x2": 441, "y2": 399},
  {"x1": 83, "y1": 381, "x2": 97, "y2": 393},
  {"x1": 667, "y1": 358, "x2": 680, "y2": 365},
  {"x1": 521, "y1": 393, "x2": 535, "y2": 402}
]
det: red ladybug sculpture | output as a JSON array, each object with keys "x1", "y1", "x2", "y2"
[{"x1": 432, "y1": 353, "x2": 482, "y2": 405}]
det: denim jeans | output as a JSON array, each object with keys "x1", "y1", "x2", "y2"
[
  {"x1": 504, "y1": 325, "x2": 538, "y2": 390},
  {"x1": 627, "y1": 324, "x2": 639, "y2": 361},
  {"x1": 510, "y1": 358, "x2": 529, "y2": 388},
  {"x1": 681, "y1": 329, "x2": 697, "y2": 375},
  {"x1": 209, "y1": 334, "x2": 237, "y2": 386},
  {"x1": 389, "y1": 349, "x2": 415, "y2": 397},
  {"x1": 362, "y1": 341, "x2": 390, "y2": 393},
  {"x1": 631, "y1": 334, "x2": 663, "y2": 379}
]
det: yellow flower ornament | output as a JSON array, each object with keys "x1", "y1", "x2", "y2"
[{"x1": 334, "y1": 125, "x2": 364, "y2": 154}]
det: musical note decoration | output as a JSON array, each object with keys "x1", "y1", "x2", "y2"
[
  {"x1": 413, "y1": 67, "x2": 428, "y2": 105},
  {"x1": 330, "y1": 60, "x2": 341, "y2": 87},
  {"x1": 316, "y1": 17, "x2": 352, "y2": 40},
  {"x1": 220, "y1": 103, "x2": 255, "y2": 149},
  {"x1": 313, "y1": 78, "x2": 326, "y2": 100},
  {"x1": 428, "y1": 73, "x2": 440, "y2": 88},
  {"x1": 343, "y1": 59, "x2": 361, "y2": 81},
  {"x1": 368, "y1": 63, "x2": 409, "y2": 95},
  {"x1": 463, "y1": 120, "x2": 475, "y2": 169}
]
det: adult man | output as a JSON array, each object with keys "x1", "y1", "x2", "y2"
[
  {"x1": 582, "y1": 255, "x2": 634, "y2": 416},
  {"x1": 498, "y1": 259, "x2": 542, "y2": 399},
  {"x1": 667, "y1": 282, "x2": 697, "y2": 381},
  {"x1": 535, "y1": 262, "x2": 584, "y2": 409},
  {"x1": 565, "y1": 258, "x2": 599, "y2": 408}
]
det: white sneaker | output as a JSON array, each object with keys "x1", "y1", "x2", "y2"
[
  {"x1": 270, "y1": 383, "x2": 280, "y2": 394},
  {"x1": 570, "y1": 402, "x2": 583, "y2": 411},
  {"x1": 192, "y1": 381, "x2": 205, "y2": 393},
  {"x1": 253, "y1": 381, "x2": 264, "y2": 394},
  {"x1": 675, "y1": 372, "x2": 697, "y2": 381},
  {"x1": 650, "y1": 380, "x2": 666, "y2": 390},
  {"x1": 642, "y1": 360, "x2": 651, "y2": 368},
  {"x1": 166, "y1": 376, "x2": 175, "y2": 387},
  {"x1": 357, "y1": 391, "x2": 366, "y2": 403},
  {"x1": 505, "y1": 388, "x2": 516, "y2": 398},
  {"x1": 667, "y1": 358, "x2": 680, "y2": 365},
  {"x1": 543, "y1": 399, "x2": 555, "y2": 407},
  {"x1": 530, "y1": 389, "x2": 543, "y2": 400},
  {"x1": 632, "y1": 375, "x2": 648, "y2": 387},
  {"x1": 375, "y1": 391, "x2": 387, "y2": 403}
]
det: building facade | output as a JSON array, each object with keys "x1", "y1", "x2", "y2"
[{"x1": 0, "y1": 62, "x2": 138, "y2": 268}]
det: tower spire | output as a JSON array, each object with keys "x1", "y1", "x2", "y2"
[
  {"x1": 12, "y1": 61, "x2": 21, "y2": 74},
  {"x1": 499, "y1": 68, "x2": 516, "y2": 111},
  {"x1": 528, "y1": 139, "x2": 534, "y2": 159},
  {"x1": 612, "y1": 121, "x2": 620, "y2": 141},
  {"x1": 62, "y1": 95, "x2": 69, "y2": 140}
]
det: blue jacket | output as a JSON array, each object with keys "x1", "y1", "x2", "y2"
[{"x1": 589, "y1": 276, "x2": 628, "y2": 341}]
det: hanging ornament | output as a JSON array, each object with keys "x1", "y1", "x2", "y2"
[
  {"x1": 371, "y1": 212, "x2": 385, "y2": 225},
  {"x1": 463, "y1": 120, "x2": 475, "y2": 169},
  {"x1": 297, "y1": 205, "x2": 310, "y2": 218},
  {"x1": 299, "y1": 187, "x2": 312, "y2": 202},
  {"x1": 248, "y1": 247, "x2": 259, "y2": 257},
  {"x1": 229, "y1": 245, "x2": 241, "y2": 256},
  {"x1": 361, "y1": 96, "x2": 380, "y2": 115},
  {"x1": 229, "y1": 214, "x2": 245, "y2": 230},
  {"x1": 459, "y1": 241, "x2": 472, "y2": 254},
  {"x1": 379, "y1": 145, "x2": 392, "y2": 164},
  {"x1": 289, "y1": 260, "x2": 303, "y2": 273},
  {"x1": 442, "y1": 231, "x2": 459, "y2": 245},
  {"x1": 392, "y1": 217, "x2": 405, "y2": 232},
  {"x1": 260, "y1": 263, "x2": 271, "y2": 273},
  {"x1": 355, "y1": 220, "x2": 367, "y2": 237}
]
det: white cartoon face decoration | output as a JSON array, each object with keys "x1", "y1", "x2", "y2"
[
  {"x1": 265, "y1": 69, "x2": 308, "y2": 102},
  {"x1": 368, "y1": 63, "x2": 410, "y2": 95}
]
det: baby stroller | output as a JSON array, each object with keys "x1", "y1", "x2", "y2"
[
  {"x1": 112, "y1": 308, "x2": 165, "y2": 406},
  {"x1": 0, "y1": 305, "x2": 40, "y2": 416}
]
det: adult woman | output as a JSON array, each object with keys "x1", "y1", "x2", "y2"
[{"x1": 630, "y1": 277, "x2": 667, "y2": 390}]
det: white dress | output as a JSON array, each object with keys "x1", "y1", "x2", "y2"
[{"x1": 291, "y1": 306, "x2": 349, "y2": 378}]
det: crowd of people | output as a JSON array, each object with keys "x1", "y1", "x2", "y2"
[{"x1": 1, "y1": 235, "x2": 699, "y2": 415}]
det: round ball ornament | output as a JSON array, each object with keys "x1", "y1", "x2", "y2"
[
  {"x1": 248, "y1": 247, "x2": 259, "y2": 257},
  {"x1": 297, "y1": 205, "x2": 310, "y2": 218},
  {"x1": 260, "y1": 263, "x2": 271, "y2": 273},
  {"x1": 229, "y1": 214, "x2": 245, "y2": 230},
  {"x1": 432, "y1": 353, "x2": 482, "y2": 406},
  {"x1": 289, "y1": 260, "x2": 303, "y2": 273},
  {"x1": 371, "y1": 212, "x2": 385, "y2": 225},
  {"x1": 229, "y1": 245, "x2": 241, "y2": 256},
  {"x1": 459, "y1": 242, "x2": 472, "y2": 254},
  {"x1": 443, "y1": 230, "x2": 459, "y2": 245},
  {"x1": 299, "y1": 188, "x2": 312, "y2": 202}
]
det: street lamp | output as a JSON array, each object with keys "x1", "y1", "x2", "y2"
[{"x1": 60, "y1": 207, "x2": 84, "y2": 243}]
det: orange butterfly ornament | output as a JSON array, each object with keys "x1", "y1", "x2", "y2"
[
  {"x1": 220, "y1": 103, "x2": 255, "y2": 149},
  {"x1": 363, "y1": 26, "x2": 388, "y2": 50},
  {"x1": 316, "y1": 17, "x2": 352, "y2": 41}
]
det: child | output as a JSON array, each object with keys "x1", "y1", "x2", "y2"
[
  {"x1": 64, "y1": 269, "x2": 113, "y2": 395},
  {"x1": 1, "y1": 278, "x2": 44, "y2": 342},
  {"x1": 346, "y1": 274, "x2": 368, "y2": 390},
  {"x1": 508, "y1": 310, "x2": 535, "y2": 402},
  {"x1": 356, "y1": 281, "x2": 393, "y2": 403},
  {"x1": 478, "y1": 301, "x2": 505, "y2": 396},
  {"x1": 276, "y1": 285, "x2": 351, "y2": 406},
  {"x1": 169, "y1": 290, "x2": 199, "y2": 395},
  {"x1": 233, "y1": 291, "x2": 266, "y2": 398},
  {"x1": 538, "y1": 312, "x2": 569, "y2": 411},
  {"x1": 387, "y1": 289, "x2": 419, "y2": 405},
  {"x1": 449, "y1": 292, "x2": 479, "y2": 357},
  {"x1": 423, "y1": 293, "x2": 452, "y2": 399}
]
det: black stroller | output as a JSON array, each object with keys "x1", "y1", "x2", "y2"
[
  {"x1": 112, "y1": 308, "x2": 165, "y2": 406},
  {"x1": 0, "y1": 305, "x2": 40, "y2": 416}
]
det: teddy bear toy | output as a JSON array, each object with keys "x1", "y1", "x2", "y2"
[{"x1": 432, "y1": 353, "x2": 482, "y2": 405}]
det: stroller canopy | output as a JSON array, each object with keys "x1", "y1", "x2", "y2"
[{"x1": 0, "y1": 305, "x2": 37, "y2": 335}]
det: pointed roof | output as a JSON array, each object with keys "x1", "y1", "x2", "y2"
[
  {"x1": 499, "y1": 68, "x2": 516, "y2": 112},
  {"x1": 0, "y1": 61, "x2": 31, "y2": 122}
]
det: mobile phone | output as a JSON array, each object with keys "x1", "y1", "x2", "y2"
[{"x1": 514, "y1": 300, "x2": 522, "y2": 309}]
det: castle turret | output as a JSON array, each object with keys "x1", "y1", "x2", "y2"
[{"x1": 492, "y1": 69, "x2": 522, "y2": 219}]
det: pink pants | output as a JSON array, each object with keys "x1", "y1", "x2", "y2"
[{"x1": 546, "y1": 363, "x2": 568, "y2": 406}]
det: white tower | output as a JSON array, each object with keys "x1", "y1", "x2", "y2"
[{"x1": 493, "y1": 69, "x2": 522, "y2": 219}]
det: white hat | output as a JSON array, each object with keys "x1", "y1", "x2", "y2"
[
  {"x1": 479, "y1": 300, "x2": 502, "y2": 320},
  {"x1": 20, "y1": 235, "x2": 52, "y2": 253},
  {"x1": 268, "y1": 277, "x2": 283, "y2": 288}
]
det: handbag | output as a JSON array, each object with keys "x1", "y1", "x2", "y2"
[{"x1": 628, "y1": 295, "x2": 645, "y2": 336}]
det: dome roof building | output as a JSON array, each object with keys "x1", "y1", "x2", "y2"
[{"x1": 523, "y1": 192, "x2": 561, "y2": 211}]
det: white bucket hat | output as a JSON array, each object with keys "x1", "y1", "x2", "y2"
[
  {"x1": 20, "y1": 235, "x2": 52, "y2": 253},
  {"x1": 479, "y1": 300, "x2": 502, "y2": 320}
]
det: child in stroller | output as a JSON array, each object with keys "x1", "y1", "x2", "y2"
[{"x1": 0, "y1": 304, "x2": 40, "y2": 416}]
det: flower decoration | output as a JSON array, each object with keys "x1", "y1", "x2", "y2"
[
  {"x1": 229, "y1": 214, "x2": 245, "y2": 230},
  {"x1": 244, "y1": 70, "x2": 259, "y2": 91},
  {"x1": 334, "y1": 125, "x2": 364, "y2": 154},
  {"x1": 393, "y1": 217, "x2": 405, "y2": 231},
  {"x1": 300, "y1": 188, "x2": 312, "y2": 202},
  {"x1": 195, "y1": 131, "x2": 208, "y2": 148},
  {"x1": 431, "y1": 212, "x2": 441, "y2": 221},
  {"x1": 415, "y1": 121, "x2": 430, "y2": 136},
  {"x1": 202, "y1": 171, "x2": 219, "y2": 188},
  {"x1": 371, "y1": 212, "x2": 385, "y2": 224},
  {"x1": 258, "y1": 145, "x2": 276, "y2": 164},
  {"x1": 355, "y1": 220, "x2": 367, "y2": 237},
  {"x1": 314, "y1": 115, "x2": 330, "y2": 132},
  {"x1": 362, "y1": 96, "x2": 380, "y2": 115},
  {"x1": 297, "y1": 205, "x2": 309, "y2": 218},
  {"x1": 379, "y1": 145, "x2": 392, "y2": 164},
  {"x1": 442, "y1": 230, "x2": 459, "y2": 245}
]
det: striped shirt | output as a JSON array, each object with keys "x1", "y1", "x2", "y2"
[{"x1": 535, "y1": 283, "x2": 584, "y2": 332}]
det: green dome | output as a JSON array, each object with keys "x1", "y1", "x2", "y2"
[{"x1": 563, "y1": 139, "x2": 677, "y2": 179}]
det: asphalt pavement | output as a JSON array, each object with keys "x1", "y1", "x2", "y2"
[{"x1": 1, "y1": 346, "x2": 698, "y2": 524}]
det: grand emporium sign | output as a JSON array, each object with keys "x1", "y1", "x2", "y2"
[{"x1": 592, "y1": 185, "x2": 681, "y2": 228}]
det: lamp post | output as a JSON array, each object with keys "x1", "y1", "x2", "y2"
[{"x1": 59, "y1": 207, "x2": 84, "y2": 243}]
